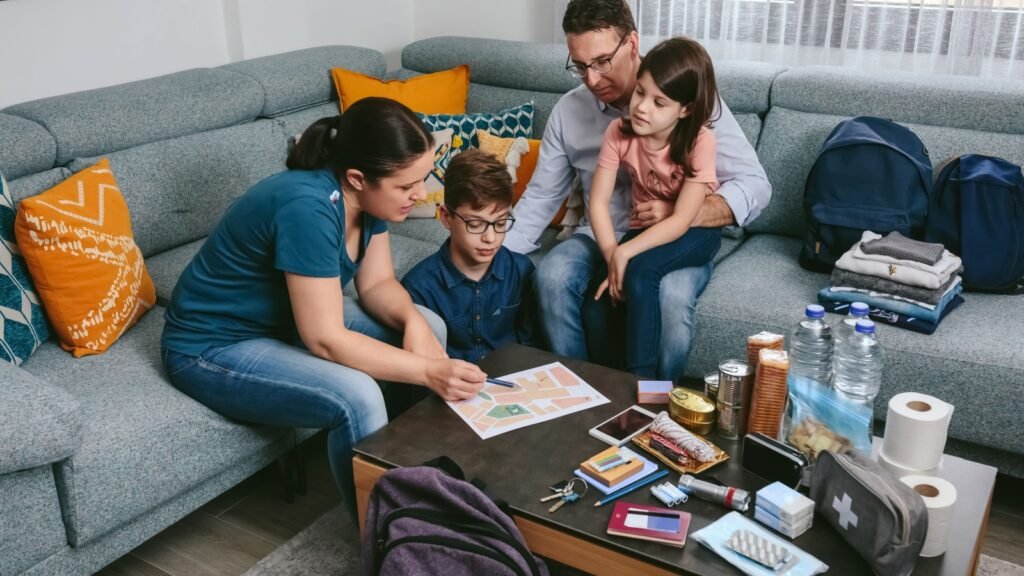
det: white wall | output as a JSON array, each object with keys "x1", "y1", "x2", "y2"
[
  {"x1": 0, "y1": 0, "x2": 563, "y2": 109},
  {"x1": 413, "y1": 0, "x2": 561, "y2": 44}
]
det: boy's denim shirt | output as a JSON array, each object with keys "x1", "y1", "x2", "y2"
[{"x1": 401, "y1": 239, "x2": 541, "y2": 362}]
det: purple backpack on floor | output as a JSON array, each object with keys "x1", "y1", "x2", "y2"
[{"x1": 360, "y1": 457, "x2": 548, "y2": 576}]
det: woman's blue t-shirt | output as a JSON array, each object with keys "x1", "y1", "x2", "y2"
[{"x1": 162, "y1": 169, "x2": 387, "y2": 357}]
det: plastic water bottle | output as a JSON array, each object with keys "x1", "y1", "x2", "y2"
[
  {"x1": 788, "y1": 304, "x2": 834, "y2": 387},
  {"x1": 833, "y1": 302, "x2": 870, "y2": 349},
  {"x1": 833, "y1": 319, "x2": 883, "y2": 402}
]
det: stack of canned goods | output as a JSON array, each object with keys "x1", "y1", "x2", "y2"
[
  {"x1": 668, "y1": 388, "x2": 716, "y2": 435},
  {"x1": 716, "y1": 359, "x2": 755, "y2": 440}
]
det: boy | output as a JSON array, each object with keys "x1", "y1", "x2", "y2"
[{"x1": 402, "y1": 149, "x2": 541, "y2": 362}]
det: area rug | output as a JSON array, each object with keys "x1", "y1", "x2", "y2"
[{"x1": 244, "y1": 505, "x2": 1023, "y2": 576}]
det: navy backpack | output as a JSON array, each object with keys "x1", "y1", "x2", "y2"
[
  {"x1": 800, "y1": 116, "x2": 932, "y2": 272},
  {"x1": 925, "y1": 154, "x2": 1024, "y2": 293}
]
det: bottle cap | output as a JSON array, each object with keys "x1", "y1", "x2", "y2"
[
  {"x1": 850, "y1": 302, "x2": 869, "y2": 316},
  {"x1": 855, "y1": 319, "x2": 876, "y2": 334},
  {"x1": 805, "y1": 304, "x2": 825, "y2": 319}
]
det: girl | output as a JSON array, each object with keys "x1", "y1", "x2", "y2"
[
  {"x1": 160, "y1": 98, "x2": 486, "y2": 517},
  {"x1": 590, "y1": 37, "x2": 723, "y2": 377}
]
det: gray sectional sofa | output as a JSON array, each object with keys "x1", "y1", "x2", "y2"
[{"x1": 1, "y1": 36, "x2": 1021, "y2": 575}]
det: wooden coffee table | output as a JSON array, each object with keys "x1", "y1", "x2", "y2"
[{"x1": 353, "y1": 344, "x2": 995, "y2": 575}]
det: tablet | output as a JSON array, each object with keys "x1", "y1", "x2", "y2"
[{"x1": 589, "y1": 405, "x2": 658, "y2": 446}]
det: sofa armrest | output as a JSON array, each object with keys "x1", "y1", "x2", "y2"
[{"x1": 0, "y1": 362, "x2": 82, "y2": 474}]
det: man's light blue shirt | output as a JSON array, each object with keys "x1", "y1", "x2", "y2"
[{"x1": 504, "y1": 84, "x2": 771, "y2": 254}]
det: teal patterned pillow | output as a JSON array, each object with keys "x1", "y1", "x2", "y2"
[
  {"x1": 418, "y1": 103, "x2": 534, "y2": 152},
  {"x1": 0, "y1": 172, "x2": 50, "y2": 364}
]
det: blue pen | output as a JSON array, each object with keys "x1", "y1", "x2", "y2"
[
  {"x1": 486, "y1": 378, "x2": 516, "y2": 388},
  {"x1": 593, "y1": 469, "x2": 670, "y2": 507}
]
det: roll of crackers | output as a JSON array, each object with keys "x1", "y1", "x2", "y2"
[
  {"x1": 747, "y1": 349, "x2": 789, "y2": 437},
  {"x1": 747, "y1": 331, "x2": 784, "y2": 373}
]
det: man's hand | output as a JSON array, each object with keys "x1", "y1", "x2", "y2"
[
  {"x1": 631, "y1": 195, "x2": 737, "y2": 229},
  {"x1": 403, "y1": 315, "x2": 447, "y2": 359},
  {"x1": 424, "y1": 359, "x2": 485, "y2": 401}
]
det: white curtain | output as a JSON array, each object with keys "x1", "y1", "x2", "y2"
[{"x1": 638, "y1": 0, "x2": 1024, "y2": 77}]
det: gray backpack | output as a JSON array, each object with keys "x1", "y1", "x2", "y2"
[
  {"x1": 810, "y1": 450, "x2": 927, "y2": 576},
  {"x1": 360, "y1": 457, "x2": 548, "y2": 576}
]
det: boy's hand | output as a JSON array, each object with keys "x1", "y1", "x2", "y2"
[
  {"x1": 425, "y1": 359, "x2": 485, "y2": 401},
  {"x1": 403, "y1": 316, "x2": 448, "y2": 359}
]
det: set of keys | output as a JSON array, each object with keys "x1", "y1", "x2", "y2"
[{"x1": 540, "y1": 479, "x2": 588, "y2": 513}]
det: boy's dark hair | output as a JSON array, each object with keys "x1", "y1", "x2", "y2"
[
  {"x1": 622, "y1": 37, "x2": 721, "y2": 178},
  {"x1": 562, "y1": 0, "x2": 637, "y2": 37},
  {"x1": 443, "y1": 149, "x2": 513, "y2": 211},
  {"x1": 286, "y1": 97, "x2": 432, "y2": 183}
]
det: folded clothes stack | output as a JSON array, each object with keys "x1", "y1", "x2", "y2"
[{"x1": 818, "y1": 231, "x2": 965, "y2": 334}]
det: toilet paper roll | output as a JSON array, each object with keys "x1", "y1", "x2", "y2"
[
  {"x1": 878, "y1": 450, "x2": 939, "y2": 478},
  {"x1": 900, "y1": 475, "x2": 957, "y2": 557},
  {"x1": 881, "y1": 393, "x2": 953, "y2": 472}
]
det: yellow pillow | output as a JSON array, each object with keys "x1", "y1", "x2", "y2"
[
  {"x1": 477, "y1": 133, "x2": 568, "y2": 227},
  {"x1": 15, "y1": 159, "x2": 156, "y2": 357},
  {"x1": 331, "y1": 65, "x2": 470, "y2": 114}
]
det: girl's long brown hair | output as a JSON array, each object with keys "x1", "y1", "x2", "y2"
[{"x1": 622, "y1": 37, "x2": 721, "y2": 178}]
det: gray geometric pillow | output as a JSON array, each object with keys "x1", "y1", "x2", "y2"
[{"x1": 0, "y1": 171, "x2": 50, "y2": 364}]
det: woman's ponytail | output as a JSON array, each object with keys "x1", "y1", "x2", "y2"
[{"x1": 286, "y1": 115, "x2": 343, "y2": 171}]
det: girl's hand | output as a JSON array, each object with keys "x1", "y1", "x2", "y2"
[
  {"x1": 607, "y1": 246, "x2": 633, "y2": 303},
  {"x1": 630, "y1": 199, "x2": 675, "y2": 228},
  {"x1": 594, "y1": 276, "x2": 612, "y2": 302},
  {"x1": 403, "y1": 316, "x2": 448, "y2": 359},
  {"x1": 425, "y1": 359, "x2": 486, "y2": 401}
]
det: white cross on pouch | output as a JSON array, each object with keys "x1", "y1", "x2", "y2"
[{"x1": 833, "y1": 493, "x2": 859, "y2": 530}]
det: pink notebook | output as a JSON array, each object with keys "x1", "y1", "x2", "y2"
[{"x1": 606, "y1": 501, "x2": 691, "y2": 548}]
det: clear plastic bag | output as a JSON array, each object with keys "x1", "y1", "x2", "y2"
[{"x1": 781, "y1": 375, "x2": 872, "y2": 469}]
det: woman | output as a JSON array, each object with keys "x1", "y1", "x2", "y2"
[{"x1": 160, "y1": 98, "x2": 486, "y2": 515}]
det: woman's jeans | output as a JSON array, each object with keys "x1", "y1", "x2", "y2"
[{"x1": 161, "y1": 298, "x2": 445, "y2": 517}]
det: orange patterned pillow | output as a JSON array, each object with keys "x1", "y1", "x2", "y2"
[{"x1": 15, "y1": 159, "x2": 155, "y2": 357}]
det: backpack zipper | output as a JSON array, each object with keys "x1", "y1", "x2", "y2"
[
  {"x1": 381, "y1": 535, "x2": 527, "y2": 576},
  {"x1": 379, "y1": 508, "x2": 541, "y2": 576},
  {"x1": 833, "y1": 455, "x2": 911, "y2": 546}
]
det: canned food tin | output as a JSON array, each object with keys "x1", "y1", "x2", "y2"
[
  {"x1": 717, "y1": 401, "x2": 747, "y2": 440},
  {"x1": 669, "y1": 388, "x2": 716, "y2": 424},
  {"x1": 718, "y1": 359, "x2": 754, "y2": 406},
  {"x1": 673, "y1": 417, "x2": 715, "y2": 436},
  {"x1": 703, "y1": 371, "x2": 720, "y2": 402}
]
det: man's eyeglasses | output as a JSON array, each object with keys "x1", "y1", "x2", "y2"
[
  {"x1": 449, "y1": 210, "x2": 516, "y2": 234},
  {"x1": 565, "y1": 34, "x2": 628, "y2": 79}
]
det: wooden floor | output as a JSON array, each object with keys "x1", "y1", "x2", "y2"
[{"x1": 98, "y1": 433, "x2": 1024, "y2": 576}]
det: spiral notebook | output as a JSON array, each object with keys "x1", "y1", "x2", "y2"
[{"x1": 606, "y1": 501, "x2": 691, "y2": 548}]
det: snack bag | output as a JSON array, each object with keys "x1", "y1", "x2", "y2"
[{"x1": 781, "y1": 375, "x2": 872, "y2": 477}]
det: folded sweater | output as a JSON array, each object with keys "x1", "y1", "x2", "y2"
[{"x1": 836, "y1": 231, "x2": 962, "y2": 289}]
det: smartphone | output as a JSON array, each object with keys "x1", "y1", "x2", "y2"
[{"x1": 588, "y1": 405, "x2": 657, "y2": 446}]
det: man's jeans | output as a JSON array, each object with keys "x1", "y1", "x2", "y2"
[
  {"x1": 535, "y1": 234, "x2": 715, "y2": 381},
  {"x1": 161, "y1": 298, "x2": 444, "y2": 517}
]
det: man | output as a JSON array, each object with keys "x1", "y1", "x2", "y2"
[{"x1": 503, "y1": 0, "x2": 771, "y2": 381}]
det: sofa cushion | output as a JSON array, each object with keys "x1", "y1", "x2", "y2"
[
  {"x1": 4, "y1": 69, "x2": 264, "y2": 165},
  {"x1": 686, "y1": 234, "x2": 1024, "y2": 456},
  {"x1": 223, "y1": 46, "x2": 386, "y2": 117},
  {"x1": 0, "y1": 467, "x2": 68, "y2": 575},
  {"x1": 771, "y1": 66, "x2": 1024, "y2": 135},
  {"x1": 418, "y1": 103, "x2": 535, "y2": 152},
  {"x1": 275, "y1": 102, "x2": 339, "y2": 140},
  {"x1": 749, "y1": 107, "x2": 1024, "y2": 238},
  {"x1": 0, "y1": 361, "x2": 81, "y2": 474},
  {"x1": 16, "y1": 159, "x2": 157, "y2": 357},
  {"x1": 146, "y1": 238, "x2": 205, "y2": 306},
  {"x1": 20, "y1": 308, "x2": 289, "y2": 547},
  {"x1": 7, "y1": 168, "x2": 71, "y2": 204},
  {"x1": 68, "y1": 119, "x2": 289, "y2": 257},
  {"x1": 0, "y1": 113, "x2": 56, "y2": 179}
]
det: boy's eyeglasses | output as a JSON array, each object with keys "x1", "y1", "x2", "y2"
[
  {"x1": 565, "y1": 34, "x2": 628, "y2": 79},
  {"x1": 449, "y1": 210, "x2": 516, "y2": 234}
]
